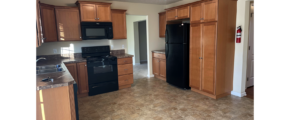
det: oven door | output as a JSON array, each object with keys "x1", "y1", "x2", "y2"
[
  {"x1": 81, "y1": 26, "x2": 113, "y2": 40},
  {"x1": 86, "y1": 61, "x2": 118, "y2": 85}
]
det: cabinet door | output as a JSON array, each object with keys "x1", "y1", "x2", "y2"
[
  {"x1": 166, "y1": 9, "x2": 177, "y2": 21},
  {"x1": 80, "y1": 4, "x2": 97, "y2": 22},
  {"x1": 77, "y1": 62, "x2": 89, "y2": 94},
  {"x1": 65, "y1": 63, "x2": 79, "y2": 93},
  {"x1": 176, "y1": 6, "x2": 190, "y2": 19},
  {"x1": 190, "y1": 24, "x2": 202, "y2": 90},
  {"x1": 190, "y1": 3, "x2": 202, "y2": 23},
  {"x1": 96, "y1": 4, "x2": 111, "y2": 22},
  {"x1": 39, "y1": 3, "x2": 58, "y2": 42},
  {"x1": 159, "y1": 59, "x2": 166, "y2": 78},
  {"x1": 159, "y1": 12, "x2": 166, "y2": 38},
  {"x1": 202, "y1": 0, "x2": 218, "y2": 22},
  {"x1": 153, "y1": 58, "x2": 160, "y2": 76},
  {"x1": 201, "y1": 22, "x2": 217, "y2": 95},
  {"x1": 36, "y1": 0, "x2": 42, "y2": 47},
  {"x1": 111, "y1": 9, "x2": 127, "y2": 39},
  {"x1": 55, "y1": 7, "x2": 82, "y2": 41}
]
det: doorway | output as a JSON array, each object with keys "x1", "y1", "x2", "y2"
[{"x1": 246, "y1": 2, "x2": 254, "y2": 88}]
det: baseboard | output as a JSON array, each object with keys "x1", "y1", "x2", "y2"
[
  {"x1": 231, "y1": 91, "x2": 247, "y2": 97},
  {"x1": 140, "y1": 60, "x2": 147, "y2": 62},
  {"x1": 135, "y1": 63, "x2": 140, "y2": 65},
  {"x1": 147, "y1": 74, "x2": 154, "y2": 78}
]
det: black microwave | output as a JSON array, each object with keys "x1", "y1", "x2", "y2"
[{"x1": 81, "y1": 22, "x2": 113, "y2": 40}]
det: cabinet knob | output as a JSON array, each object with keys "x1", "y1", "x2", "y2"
[
  {"x1": 80, "y1": 37, "x2": 82, "y2": 38},
  {"x1": 42, "y1": 38, "x2": 46, "y2": 40},
  {"x1": 201, "y1": 18, "x2": 204, "y2": 20},
  {"x1": 85, "y1": 64, "x2": 87, "y2": 66},
  {"x1": 98, "y1": 18, "x2": 100, "y2": 20}
]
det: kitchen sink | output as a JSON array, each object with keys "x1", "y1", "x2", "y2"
[{"x1": 36, "y1": 64, "x2": 64, "y2": 75}]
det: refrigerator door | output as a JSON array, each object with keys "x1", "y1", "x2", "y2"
[
  {"x1": 166, "y1": 43, "x2": 190, "y2": 89},
  {"x1": 165, "y1": 23, "x2": 190, "y2": 44}
]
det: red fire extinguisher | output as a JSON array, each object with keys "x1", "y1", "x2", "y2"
[{"x1": 236, "y1": 26, "x2": 242, "y2": 43}]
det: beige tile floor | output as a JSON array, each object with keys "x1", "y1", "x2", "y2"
[{"x1": 78, "y1": 64, "x2": 253, "y2": 120}]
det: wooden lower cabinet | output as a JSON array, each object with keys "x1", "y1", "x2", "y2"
[
  {"x1": 152, "y1": 52, "x2": 166, "y2": 81},
  {"x1": 117, "y1": 57, "x2": 134, "y2": 89},
  {"x1": 36, "y1": 84, "x2": 76, "y2": 120},
  {"x1": 65, "y1": 62, "x2": 89, "y2": 97}
]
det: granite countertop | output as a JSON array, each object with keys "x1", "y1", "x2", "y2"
[
  {"x1": 152, "y1": 50, "x2": 165, "y2": 54},
  {"x1": 36, "y1": 58, "x2": 86, "y2": 91},
  {"x1": 36, "y1": 54, "x2": 133, "y2": 91},
  {"x1": 112, "y1": 53, "x2": 134, "y2": 58}
]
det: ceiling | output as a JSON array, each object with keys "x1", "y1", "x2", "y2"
[{"x1": 90, "y1": 0, "x2": 182, "y2": 5}]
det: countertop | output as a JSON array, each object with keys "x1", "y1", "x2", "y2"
[
  {"x1": 36, "y1": 54, "x2": 133, "y2": 90},
  {"x1": 152, "y1": 50, "x2": 165, "y2": 54}
]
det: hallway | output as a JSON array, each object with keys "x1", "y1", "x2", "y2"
[{"x1": 133, "y1": 63, "x2": 148, "y2": 80}]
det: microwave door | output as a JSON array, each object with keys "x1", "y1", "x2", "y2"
[{"x1": 81, "y1": 26, "x2": 107, "y2": 40}]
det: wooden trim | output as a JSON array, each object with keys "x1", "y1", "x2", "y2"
[
  {"x1": 111, "y1": 9, "x2": 127, "y2": 12},
  {"x1": 77, "y1": 92, "x2": 88, "y2": 98},
  {"x1": 155, "y1": 75, "x2": 166, "y2": 81},
  {"x1": 119, "y1": 84, "x2": 131, "y2": 89},
  {"x1": 165, "y1": 2, "x2": 194, "y2": 11},
  {"x1": 191, "y1": 88, "x2": 217, "y2": 99},
  {"x1": 76, "y1": 1, "x2": 112, "y2": 5},
  {"x1": 54, "y1": 6, "x2": 78, "y2": 9},
  {"x1": 158, "y1": 11, "x2": 166, "y2": 14}
]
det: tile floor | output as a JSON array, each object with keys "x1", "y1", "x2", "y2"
[{"x1": 78, "y1": 64, "x2": 253, "y2": 120}]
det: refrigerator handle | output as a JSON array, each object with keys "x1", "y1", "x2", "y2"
[{"x1": 165, "y1": 27, "x2": 168, "y2": 59}]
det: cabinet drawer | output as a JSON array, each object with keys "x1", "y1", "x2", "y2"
[
  {"x1": 118, "y1": 57, "x2": 132, "y2": 65},
  {"x1": 118, "y1": 74, "x2": 133, "y2": 86},
  {"x1": 153, "y1": 53, "x2": 166, "y2": 59},
  {"x1": 118, "y1": 64, "x2": 133, "y2": 75}
]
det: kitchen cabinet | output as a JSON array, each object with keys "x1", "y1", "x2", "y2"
[
  {"x1": 65, "y1": 63, "x2": 79, "y2": 93},
  {"x1": 189, "y1": 0, "x2": 237, "y2": 99},
  {"x1": 117, "y1": 57, "x2": 134, "y2": 89},
  {"x1": 152, "y1": 52, "x2": 166, "y2": 81},
  {"x1": 36, "y1": 0, "x2": 42, "y2": 47},
  {"x1": 36, "y1": 84, "x2": 76, "y2": 120},
  {"x1": 159, "y1": 12, "x2": 166, "y2": 38},
  {"x1": 111, "y1": 9, "x2": 127, "y2": 39},
  {"x1": 190, "y1": 0, "x2": 217, "y2": 23},
  {"x1": 166, "y1": 5, "x2": 190, "y2": 21},
  {"x1": 76, "y1": 1, "x2": 112, "y2": 22},
  {"x1": 77, "y1": 62, "x2": 89, "y2": 95},
  {"x1": 55, "y1": 7, "x2": 82, "y2": 41},
  {"x1": 65, "y1": 62, "x2": 88, "y2": 97},
  {"x1": 39, "y1": 3, "x2": 58, "y2": 42}
]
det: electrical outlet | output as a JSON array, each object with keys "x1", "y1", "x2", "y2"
[
  {"x1": 53, "y1": 49, "x2": 57, "y2": 54},
  {"x1": 122, "y1": 45, "x2": 124, "y2": 49}
]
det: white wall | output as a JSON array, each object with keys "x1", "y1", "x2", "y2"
[{"x1": 231, "y1": 0, "x2": 254, "y2": 97}]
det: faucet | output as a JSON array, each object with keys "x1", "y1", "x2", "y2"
[{"x1": 36, "y1": 57, "x2": 46, "y2": 62}]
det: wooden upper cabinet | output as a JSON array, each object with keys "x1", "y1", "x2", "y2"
[
  {"x1": 159, "y1": 12, "x2": 166, "y2": 37},
  {"x1": 80, "y1": 4, "x2": 97, "y2": 22},
  {"x1": 111, "y1": 9, "x2": 127, "y2": 39},
  {"x1": 166, "y1": 9, "x2": 177, "y2": 21},
  {"x1": 159, "y1": 59, "x2": 166, "y2": 78},
  {"x1": 176, "y1": 6, "x2": 190, "y2": 19},
  {"x1": 190, "y1": 2, "x2": 202, "y2": 23},
  {"x1": 189, "y1": 24, "x2": 202, "y2": 90},
  {"x1": 201, "y1": 22, "x2": 217, "y2": 95},
  {"x1": 55, "y1": 7, "x2": 82, "y2": 41},
  {"x1": 96, "y1": 4, "x2": 112, "y2": 22},
  {"x1": 77, "y1": 62, "x2": 89, "y2": 94},
  {"x1": 39, "y1": 3, "x2": 58, "y2": 42},
  {"x1": 202, "y1": 0, "x2": 218, "y2": 22},
  {"x1": 76, "y1": 1, "x2": 112, "y2": 22},
  {"x1": 36, "y1": 0, "x2": 42, "y2": 47}
]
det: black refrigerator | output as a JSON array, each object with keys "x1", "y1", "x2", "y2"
[{"x1": 165, "y1": 23, "x2": 190, "y2": 89}]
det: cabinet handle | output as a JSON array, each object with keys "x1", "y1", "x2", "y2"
[
  {"x1": 124, "y1": 69, "x2": 128, "y2": 71},
  {"x1": 98, "y1": 18, "x2": 100, "y2": 20},
  {"x1": 201, "y1": 18, "x2": 204, "y2": 20},
  {"x1": 95, "y1": 18, "x2": 97, "y2": 20},
  {"x1": 42, "y1": 38, "x2": 46, "y2": 41}
]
